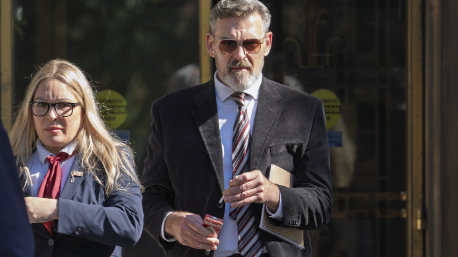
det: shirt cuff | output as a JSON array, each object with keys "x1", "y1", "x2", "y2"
[
  {"x1": 161, "y1": 212, "x2": 177, "y2": 242},
  {"x1": 266, "y1": 191, "x2": 283, "y2": 220}
]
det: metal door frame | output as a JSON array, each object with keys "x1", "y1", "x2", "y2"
[
  {"x1": 407, "y1": 0, "x2": 426, "y2": 256},
  {"x1": 1, "y1": 0, "x2": 14, "y2": 130}
]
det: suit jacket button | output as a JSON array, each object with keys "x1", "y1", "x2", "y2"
[
  {"x1": 48, "y1": 239, "x2": 54, "y2": 246},
  {"x1": 75, "y1": 227, "x2": 82, "y2": 235}
]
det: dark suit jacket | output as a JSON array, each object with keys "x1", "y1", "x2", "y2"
[
  {"x1": 0, "y1": 119, "x2": 34, "y2": 257},
  {"x1": 142, "y1": 77, "x2": 333, "y2": 257},
  {"x1": 22, "y1": 154, "x2": 144, "y2": 257}
]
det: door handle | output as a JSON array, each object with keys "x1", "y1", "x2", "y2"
[{"x1": 416, "y1": 208, "x2": 427, "y2": 230}]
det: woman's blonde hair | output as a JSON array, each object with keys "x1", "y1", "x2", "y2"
[{"x1": 9, "y1": 59, "x2": 140, "y2": 193}]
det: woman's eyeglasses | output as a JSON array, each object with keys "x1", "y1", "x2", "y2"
[
  {"x1": 29, "y1": 102, "x2": 80, "y2": 117},
  {"x1": 215, "y1": 35, "x2": 266, "y2": 55}
]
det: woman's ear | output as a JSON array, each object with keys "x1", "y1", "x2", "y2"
[{"x1": 79, "y1": 108, "x2": 85, "y2": 130}]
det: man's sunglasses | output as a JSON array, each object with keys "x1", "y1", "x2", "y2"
[{"x1": 215, "y1": 35, "x2": 266, "y2": 55}]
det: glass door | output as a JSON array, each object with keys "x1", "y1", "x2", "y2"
[
  {"x1": 14, "y1": 1, "x2": 201, "y2": 256},
  {"x1": 261, "y1": 0, "x2": 410, "y2": 256}
]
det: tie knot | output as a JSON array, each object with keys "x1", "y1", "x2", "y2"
[
  {"x1": 46, "y1": 151, "x2": 75, "y2": 164},
  {"x1": 231, "y1": 92, "x2": 247, "y2": 107}
]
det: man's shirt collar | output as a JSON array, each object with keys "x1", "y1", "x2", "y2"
[{"x1": 214, "y1": 72, "x2": 262, "y2": 102}]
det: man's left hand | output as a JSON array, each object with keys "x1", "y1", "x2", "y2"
[{"x1": 223, "y1": 170, "x2": 280, "y2": 211}]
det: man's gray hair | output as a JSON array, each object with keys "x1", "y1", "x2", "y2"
[{"x1": 209, "y1": 0, "x2": 271, "y2": 34}]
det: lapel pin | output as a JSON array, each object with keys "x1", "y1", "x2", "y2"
[{"x1": 70, "y1": 171, "x2": 84, "y2": 183}]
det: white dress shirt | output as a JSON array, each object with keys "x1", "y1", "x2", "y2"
[
  {"x1": 27, "y1": 139, "x2": 77, "y2": 196},
  {"x1": 161, "y1": 72, "x2": 283, "y2": 256}
]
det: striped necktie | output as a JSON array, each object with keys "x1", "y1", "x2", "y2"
[{"x1": 229, "y1": 92, "x2": 264, "y2": 257}]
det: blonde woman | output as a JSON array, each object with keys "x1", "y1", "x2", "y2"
[{"x1": 9, "y1": 59, "x2": 143, "y2": 257}]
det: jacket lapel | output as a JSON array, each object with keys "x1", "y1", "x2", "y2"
[
  {"x1": 192, "y1": 80, "x2": 225, "y2": 193},
  {"x1": 60, "y1": 155, "x2": 85, "y2": 200},
  {"x1": 250, "y1": 78, "x2": 283, "y2": 172}
]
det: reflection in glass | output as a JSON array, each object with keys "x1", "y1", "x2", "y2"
[{"x1": 265, "y1": 0, "x2": 407, "y2": 256}]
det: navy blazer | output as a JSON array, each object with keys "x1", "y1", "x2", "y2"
[
  {"x1": 0, "y1": 119, "x2": 34, "y2": 257},
  {"x1": 142, "y1": 78, "x2": 332, "y2": 257},
  {"x1": 22, "y1": 154, "x2": 144, "y2": 257}
]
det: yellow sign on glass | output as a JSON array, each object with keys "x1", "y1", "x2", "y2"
[
  {"x1": 96, "y1": 89, "x2": 127, "y2": 129},
  {"x1": 311, "y1": 89, "x2": 341, "y2": 129}
]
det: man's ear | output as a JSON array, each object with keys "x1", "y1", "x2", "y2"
[
  {"x1": 263, "y1": 32, "x2": 273, "y2": 56},
  {"x1": 206, "y1": 33, "x2": 216, "y2": 58}
]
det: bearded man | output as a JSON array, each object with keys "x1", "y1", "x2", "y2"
[{"x1": 141, "y1": 1, "x2": 333, "y2": 257}]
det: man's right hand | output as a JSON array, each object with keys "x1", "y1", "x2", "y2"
[{"x1": 164, "y1": 211, "x2": 219, "y2": 250}]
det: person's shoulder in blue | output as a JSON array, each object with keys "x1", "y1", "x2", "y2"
[{"x1": 0, "y1": 117, "x2": 34, "y2": 257}]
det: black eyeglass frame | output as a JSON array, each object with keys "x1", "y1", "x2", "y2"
[
  {"x1": 213, "y1": 33, "x2": 267, "y2": 56},
  {"x1": 29, "y1": 102, "x2": 80, "y2": 117}
]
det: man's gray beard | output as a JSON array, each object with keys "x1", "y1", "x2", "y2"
[
  {"x1": 216, "y1": 56, "x2": 264, "y2": 92},
  {"x1": 220, "y1": 69, "x2": 260, "y2": 92}
]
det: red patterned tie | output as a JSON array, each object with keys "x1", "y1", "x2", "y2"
[
  {"x1": 229, "y1": 92, "x2": 264, "y2": 257},
  {"x1": 37, "y1": 150, "x2": 76, "y2": 235}
]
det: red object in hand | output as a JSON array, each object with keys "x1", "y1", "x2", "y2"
[{"x1": 203, "y1": 214, "x2": 223, "y2": 236}]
